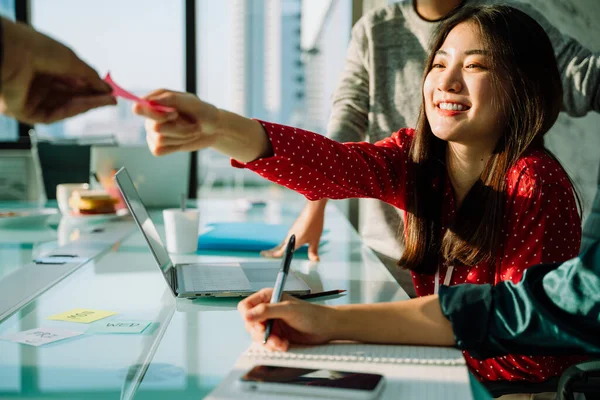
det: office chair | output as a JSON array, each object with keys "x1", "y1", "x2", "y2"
[{"x1": 557, "y1": 360, "x2": 600, "y2": 400}]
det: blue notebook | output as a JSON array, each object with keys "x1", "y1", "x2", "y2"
[{"x1": 197, "y1": 222, "x2": 327, "y2": 252}]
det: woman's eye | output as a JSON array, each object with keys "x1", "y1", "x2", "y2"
[
  {"x1": 465, "y1": 63, "x2": 487, "y2": 70},
  {"x1": 431, "y1": 63, "x2": 445, "y2": 69}
]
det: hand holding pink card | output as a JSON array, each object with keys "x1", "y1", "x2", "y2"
[{"x1": 103, "y1": 73, "x2": 175, "y2": 113}]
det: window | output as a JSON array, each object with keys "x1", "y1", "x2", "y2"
[
  {"x1": 27, "y1": 0, "x2": 351, "y2": 191},
  {"x1": 197, "y1": 0, "x2": 307, "y2": 188},
  {"x1": 195, "y1": 0, "x2": 349, "y2": 189},
  {"x1": 31, "y1": 0, "x2": 185, "y2": 144}
]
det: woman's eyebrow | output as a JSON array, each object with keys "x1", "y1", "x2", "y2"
[
  {"x1": 464, "y1": 49, "x2": 489, "y2": 56},
  {"x1": 434, "y1": 49, "x2": 489, "y2": 56}
]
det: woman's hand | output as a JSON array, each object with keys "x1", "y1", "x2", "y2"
[
  {"x1": 238, "y1": 288, "x2": 336, "y2": 351},
  {"x1": 135, "y1": 89, "x2": 272, "y2": 162},
  {"x1": 133, "y1": 89, "x2": 221, "y2": 156},
  {"x1": 261, "y1": 199, "x2": 327, "y2": 262}
]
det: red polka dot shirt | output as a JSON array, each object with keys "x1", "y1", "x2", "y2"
[{"x1": 233, "y1": 121, "x2": 585, "y2": 383}]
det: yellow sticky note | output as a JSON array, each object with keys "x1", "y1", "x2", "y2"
[{"x1": 48, "y1": 308, "x2": 117, "y2": 324}]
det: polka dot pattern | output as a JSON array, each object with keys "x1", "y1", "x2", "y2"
[{"x1": 233, "y1": 121, "x2": 586, "y2": 382}]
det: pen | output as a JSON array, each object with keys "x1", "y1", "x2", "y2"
[
  {"x1": 263, "y1": 234, "x2": 296, "y2": 344},
  {"x1": 294, "y1": 289, "x2": 347, "y2": 300}
]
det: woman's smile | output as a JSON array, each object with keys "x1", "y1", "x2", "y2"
[{"x1": 436, "y1": 100, "x2": 471, "y2": 116}]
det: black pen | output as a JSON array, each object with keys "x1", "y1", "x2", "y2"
[{"x1": 263, "y1": 234, "x2": 296, "y2": 344}]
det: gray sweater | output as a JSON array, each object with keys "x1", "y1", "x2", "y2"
[{"x1": 326, "y1": 0, "x2": 600, "y2": 260}]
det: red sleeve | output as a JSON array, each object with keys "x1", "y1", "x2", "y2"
[
  {"x1": 498, "y1": 183, "x2": 581, "y2": 284},
  {"x1": 231, "y1": 120, "x2": 413, "y2": 210},
  {"x1": 464, "y1": 160, "x2": 584, "y2": 383}
]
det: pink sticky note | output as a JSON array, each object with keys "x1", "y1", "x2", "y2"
[{"x1": 103, "y1": 73, "x2": 175, "y2": 113}]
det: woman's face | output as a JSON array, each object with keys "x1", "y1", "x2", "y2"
[{"x1": 423, "y1": 21, "x2": 504, "y2": 147}]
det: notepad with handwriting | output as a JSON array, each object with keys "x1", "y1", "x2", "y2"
[{"x1": 245, "y1": 342, "x2": 466, "y2": 366}]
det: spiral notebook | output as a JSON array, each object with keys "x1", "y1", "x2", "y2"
[
  {"x1": 206, "y1": 343, "x2": 473, "y2": 399},
  {"x1": 245, "y1": 341, "x2": 466, "y2": 366}
]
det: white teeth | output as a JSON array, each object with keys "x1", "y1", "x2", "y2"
[{"x1": 438, "y1": 102, "x2": 466, "y2": 111}]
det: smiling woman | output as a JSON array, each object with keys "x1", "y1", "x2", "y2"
[{"x1": 132, "y1": 4, "x2": 584, "y2": 390}]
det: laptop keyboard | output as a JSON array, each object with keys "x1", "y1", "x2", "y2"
[{"x1": 179, "y1": 263, "x2": 252, "y2": 292}]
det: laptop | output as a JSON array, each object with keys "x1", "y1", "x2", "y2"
[{"x1": 114, "y1": 167, "x2": 311, "y2": 298}]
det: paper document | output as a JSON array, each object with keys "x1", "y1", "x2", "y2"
[{"x1": 0, "y1": 327, "x2": 83, "y2": 347}]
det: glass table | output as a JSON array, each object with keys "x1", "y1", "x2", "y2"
[{"x1": 0, "y1": 190, "x2": 410, "y2": 399}]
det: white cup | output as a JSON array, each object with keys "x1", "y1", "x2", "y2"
[
  {"x1": 56, "y1": 183, "x2": 89, "y2": 215},
  {"x1": 163, "y1": 209, "x2": 200, "y2": 253}
]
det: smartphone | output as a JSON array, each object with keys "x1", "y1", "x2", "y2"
[{"x1": 237, "y1": 365, "x2": 386, "y2": 399}]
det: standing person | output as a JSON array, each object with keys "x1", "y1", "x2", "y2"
[
  {"x1": 0, "y1": 17, "x2": 115, "y2": 124},
  {"x1": 262, "y1": 0, "x2": 600, "y2": 299},
  {"x1": 135, "y1": 4, "x2": 587, "y2": 392}
]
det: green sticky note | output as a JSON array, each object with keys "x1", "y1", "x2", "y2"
[{"x1": 87, "y1": 320, "x2": 151, "y2": 334}]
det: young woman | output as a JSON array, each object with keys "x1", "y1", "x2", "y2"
[{"x1": 135, "y1": 5, "x2": 584, "y2": 386}]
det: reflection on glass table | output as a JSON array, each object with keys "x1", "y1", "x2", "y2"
[{"x1": 0, "y1": 282, "x2": 176, "y2": 400}]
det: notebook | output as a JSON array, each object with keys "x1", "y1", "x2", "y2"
[
  {"x1": 206, "y1": 343, "x2": 473, "y2": 400},
  {"x1": 245, "y1": 342, "x2": 466, "y2": 366},
  {"x1": 198, "y1": 222, "x2": 328, "y2": 252}
]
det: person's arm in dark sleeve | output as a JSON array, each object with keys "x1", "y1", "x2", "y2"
[{"x1": 440, "y1": 256, "x2": 600, "y2": 359}]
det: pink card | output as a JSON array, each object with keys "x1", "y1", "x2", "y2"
[{"x1": 103, "y1": 73, "x2": 175, "y2": 113}]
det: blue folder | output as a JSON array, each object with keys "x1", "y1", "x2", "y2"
[{"x1": 197, "y1": 222, "x2": 327, "y2": 252}]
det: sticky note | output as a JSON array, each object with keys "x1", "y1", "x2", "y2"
[
  {"x1": 48, "y1": 308, "x2": 117, "y2": 324},
  {"x1": 103, "y1": 73, "x2": 175, "y2": 113},
  {"x1": 0, "y1": 327, "x2": 83, "y2": 347},
  {"x1": 87, "y1": 320, "x2": 151, "y2": 334}
]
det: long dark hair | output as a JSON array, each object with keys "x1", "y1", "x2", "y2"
[{"x1": 398, "y1": 5, "x2": 578, "y2": 274}]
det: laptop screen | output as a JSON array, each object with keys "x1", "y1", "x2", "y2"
[{"x1": 114, "y1": 167, "x2": 175, "y2": 291}]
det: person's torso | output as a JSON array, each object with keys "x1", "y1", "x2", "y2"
[{"x1": 410, "y1": 148, "x2": 581, "y2": 297}]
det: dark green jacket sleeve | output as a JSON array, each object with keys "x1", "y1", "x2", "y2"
[
  {"x1": 440, "y1": 255, "x2": 600, "y2": 359},
  {"x1": 439, "y1": 164, "x2": 600, "y2": 359}
]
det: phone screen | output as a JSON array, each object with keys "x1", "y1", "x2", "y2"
[{"x1": 241, "y1": 365, "x2": 384, "y2": 391}]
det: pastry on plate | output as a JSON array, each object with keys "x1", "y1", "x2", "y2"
[{"x1": 69, "y1": 190, "x2": 118, "y2": 215}]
